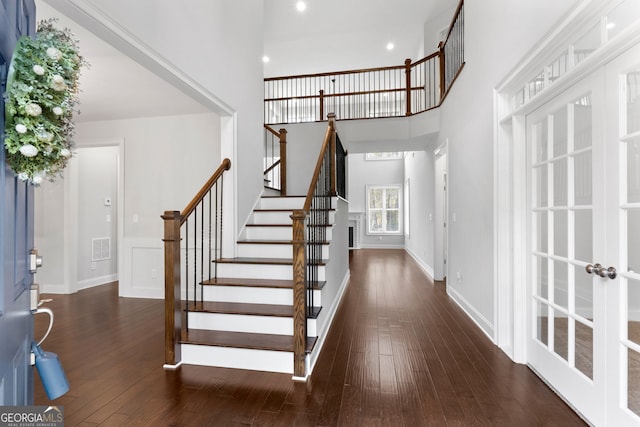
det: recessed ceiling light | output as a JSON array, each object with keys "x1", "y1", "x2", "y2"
[
  {"x1": 606, "y1": 22, "x2": 616, "y2": 29},
  {"x1": 262, "y1": 56, "x2": 270, "y2": 63},
  {"x1": 386, "y1": 42, "x2": 395, "y2": 50},
  {"x1": 296, "y1": 1, "x2": 306, "y2": 12}
]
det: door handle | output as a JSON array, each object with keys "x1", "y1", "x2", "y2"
[
  {"x1": 585, "y1": 263, "x2": 617, "y2": 280},
  {"x1": 30, "y1": 249, "x2": 43, "y2": 274}
]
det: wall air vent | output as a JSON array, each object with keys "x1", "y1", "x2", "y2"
[{"x1": 92, "y1": 237, "x2": 111, "y2": 261}]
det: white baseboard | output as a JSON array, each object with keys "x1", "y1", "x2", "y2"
[
  {"x1": 404, "y1": 247, "x2": 434, "y2": 279},
  {"x1": 447, "y1": 286, "x2": 495, "y2": 342},
  {"x1": 307, "y1": 270, "x2": 351, "y2": 375},
  {"x1": 77, "y1": 274, "x2": 118, "y2": 291},
  {"x1": 360, "y1": 244, "x2": 405, "y2": 249}
]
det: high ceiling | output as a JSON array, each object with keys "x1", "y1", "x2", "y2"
[
  {"x1": 37, "y1": 0, "x2": 458, "y2": 122},
  {"x1": 263, "y1": 0, "x2": 458, "y2": 77}
]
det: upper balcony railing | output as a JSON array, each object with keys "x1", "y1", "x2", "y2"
[{"x1": 264, "y1": 0, "x2": 464, "y2": 125}]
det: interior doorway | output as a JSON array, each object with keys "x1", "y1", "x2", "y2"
[
  {"x1": 434, "y1": 143, "x2": 448, "y2": 281},
  {"x1": 75, "y1": 145, "x2": 122, "y2": 291}
]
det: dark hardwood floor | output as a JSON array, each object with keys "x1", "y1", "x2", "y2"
[{"x1": 34, "y1": 249, "x2": 586, "y2": 426}]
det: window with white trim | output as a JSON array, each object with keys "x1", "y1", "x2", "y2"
[{"x1": 366, "y1": 184, "x2": 402, "y2": 234}]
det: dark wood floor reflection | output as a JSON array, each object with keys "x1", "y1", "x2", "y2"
[{"x1": 35, "y1": 249, "x2": 586, "y2": 426}]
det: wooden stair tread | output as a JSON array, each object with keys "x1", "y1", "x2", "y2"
[
  {"x1": 201, "y1": 277, "x2": 326, "y2": 290},
  {"x1": 216, "y1": 257, "x2": 328, "y2": 265},
  {"x1": 188, "y1": 301, "x2": 321, "y2": 318},
  {"x1": 181, "y1": 329, "x2": 316, "y2": 353}
]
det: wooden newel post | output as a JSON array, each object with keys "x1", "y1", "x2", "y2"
[
  {"x1": 162, "y1": 210, "x2": 182, "y2": 366},
  {"x1": 327, "y1": 113, "x2": 337, "y2": 196},
  {"x1": 319, "y1": 90, "x2": 325, "y2": 122},
  {"x1": 438, "y1": 41, "x2": 446, "y2": 101},
  {"x1": 279, "y1": 128, "x2": 287, "y2": 196},
  {"x1": 291, "y1": 209, "x2": 308, "y2": 379},
  {"x1": 404, "y1": 58, "x2": 412, "y2": 116}
]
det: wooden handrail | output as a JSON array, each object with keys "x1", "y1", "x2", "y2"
[
  {"x1": 263, "y1": 159, "x2": 281, "y2": 175},
  {"x1": 264, "y1": 124, "x2": 280, "y2": 137},
  {"x1": 264, "y1": 86, "x2": 427, "y2": 103},
  {"x1": 303, "y1": 114, "x2": 336, "y2": 211},
  {"x1": 443, "y1": 0, "x2": 464, "y2": 45},
  {"x1": 181, "y1": 158, "x2": 231, "y2": 222}
]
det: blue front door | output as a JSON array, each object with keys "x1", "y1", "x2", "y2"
[{"x1": 0, "y1": 0, "x2": 37, "y2": 406}]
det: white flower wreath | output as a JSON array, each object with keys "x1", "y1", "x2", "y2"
[{"x1": 3, "y1": 19, "x2": 87, "y2": 185}]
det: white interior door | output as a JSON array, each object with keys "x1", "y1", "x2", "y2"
[
  {"x1": 526, "y1": 70, "x2": 606, "y2": 425},
  {"x1": 526, "y1": 42, "x2": 640, "y2": 426},
  {"x1": 604, "y1": 43, "x2": 640, "y2": 426}
]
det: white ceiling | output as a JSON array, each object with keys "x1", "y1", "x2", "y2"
[{"x1": 37, "y1": 0, "x2": 457, "y2": 122}]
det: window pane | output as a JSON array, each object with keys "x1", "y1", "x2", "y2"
[
  {"x1": 369, "y1": 210, "x2": 383, "y2": 232},
  {"x1": 386, "y1": 210, "x2": 399, "y2": 232},
  {"x1": 370, "y1": 189, "x2": 383, "y2": 208},
  {"x1": 386, "y1": 189, "x2": 399, "y2": 209}
]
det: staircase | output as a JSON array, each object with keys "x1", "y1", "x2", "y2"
[{"x1": 178, "y1": 195, "x2": 334, "y2": 374}]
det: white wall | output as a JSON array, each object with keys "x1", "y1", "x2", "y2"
[
  {"x1": 437, "y1": 0, "x2": 577, "y2": 337},
  {"x1": 35, "y1": 113, "x2": 220, "y2": 297},
  {"x1": 404, "y1": 150, "x2": 435, "y2": 277},
  {"x1": 44, "y1": 0, "x2": 265, "y2": 250},
  {"x1": 348, "y1": 153, "x2": 405, "y2": 248}
]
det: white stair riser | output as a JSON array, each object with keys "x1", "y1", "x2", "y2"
[
  {"x1": 237, "y1": 243, "x2": 329, "y2": 259},
  {"x1": 259, "y1": 197, "x2": 305, "y2": 210},
  {"x1": 182, "y1": 344, "x2": 294, "y2": 374},
  {"x1": 246, "y1": 226, "x2": 333, "y2": 241},
  {"x1": 187, "y1": 312, "x2": 319, "y2": 337},
  {"x1": 252, "y1": 210, "x2": 335, "y2": 225},
  {"x1": 216, "y1": 263, "x2": 326, "y2": 281},
  {"x1": 201, "y1": 285, "x2": 322, "y2": 306}
]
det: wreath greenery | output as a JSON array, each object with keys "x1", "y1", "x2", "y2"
[{"x1": 3, "y1": 19, "x2": 87, "y2": 185}]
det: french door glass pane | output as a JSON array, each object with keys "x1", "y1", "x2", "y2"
[
  {"x1": 537, "y1": 301, "x2": 549, "y2": 346},
  {"x1": 537, "y1": 256, "x2": 549, "y2": 299},
  {"x1": 629, "y1": 209, "x2": 640, "y2": 274},
  {"x1": 554, "y1": 210, "x2": 568, "y2": 258},
  {"x1": 535, "y1": 118, "x2": 548, "y2": 163},
  {"x1": 537, "y1": 212, "x2": 548, "y2": 253},
  {"x1": 628, "y1": 278, "x2": 640, "y2": 346},
  {"x1": 575, "y1": 265, "x2": 593, "y2": 320},
  {"x1": 553, "y1": 107, "x2": 568, "y2": 157},
  {"x1": 554, "y1": 158, "x2": 568, "y2": 206},
  {"x1": 575, "y1": 320, "x2": 593, "y2": 380},
  {"x1": 555, "y1": 261, "x2": 569, "y2": 309},
  {"x1": 628, "y1": 72, "x2": 640, "y2": 135},
  {"x1": 574, "y1": 210, "x2": 592, "y2": 262},
  {"x1": 628, "y1": 138, "x2": 640, "y2": 204},
  {"x1": 574, "y1": 96, "x2": 592, "y2": 150},
  {"x1": 536, "y1": 165, "x2": 548, "y2": 207},
  {"x1": 554, "y1": 312, "x2": 569, "y2": 361},
  {"x1": 574, "y1": 151, "x2": 593, "y2": 205}
]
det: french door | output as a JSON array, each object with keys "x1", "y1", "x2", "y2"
[{"x1": 527, "y1": 43, "x2": 640, "y2": 426}]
